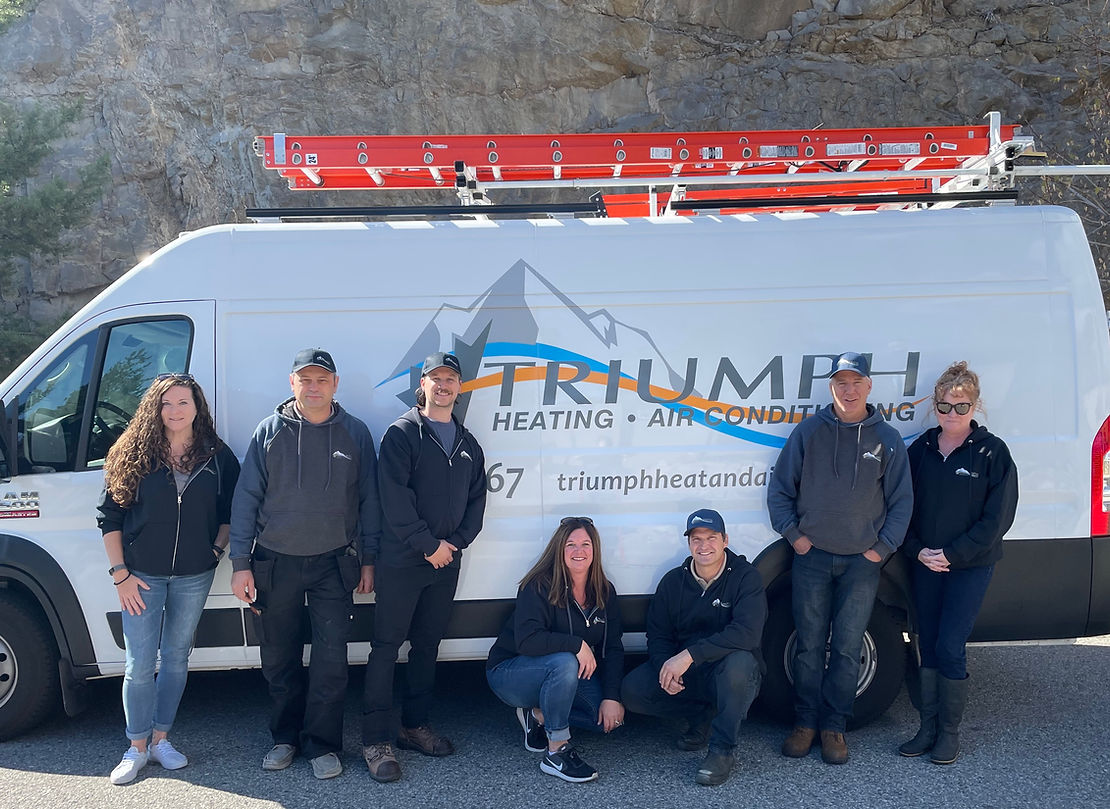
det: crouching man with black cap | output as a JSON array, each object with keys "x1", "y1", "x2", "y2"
[
  {"x1": 620, "y1": 509, "x2": 767, "y2": 786},
  {"x1": 360, "y1": 352, "x2": 487, "y2": 782}
]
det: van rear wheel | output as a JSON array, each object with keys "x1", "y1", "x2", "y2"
[
  {"x1": 0, "y1": 592, "x2": 60, "y2": 740},
  {"x1": 760, "y1": 593, "x2": 905, "y2": 729}
]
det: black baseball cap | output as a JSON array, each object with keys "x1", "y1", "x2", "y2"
[
  {"x1": 422, "y1": 352, "x2": 463, "y2": 378},
  {"x1": 684, "y1": 508, "x2": 726, "y2": 536},
  {"x1": 291, "y1": 348, "x2": 337, "y2": 374},
  {"x1": 831, "y1": 352, "x2": 870, "y2": 378}
]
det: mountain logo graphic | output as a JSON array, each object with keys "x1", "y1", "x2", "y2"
[{"x1": 376, "y1": 259, "x2": 792, "y2": 446}]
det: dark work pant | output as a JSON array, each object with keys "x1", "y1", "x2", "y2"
[
  {"x1": 361, "y1": 563, "x2": 460, "y2": 744},
  {"x1": 620, "y1": 650, "x2": 761, "y2": 753},
  {"x1": 791, "y1": 547, "x2": 881, "y2": 733},
  {"x1": 912, "y1": 562, "x2": 994, "y2": 680},
  {"x1": 252, "y1": 546, "x2": 355, "y2": 759}
]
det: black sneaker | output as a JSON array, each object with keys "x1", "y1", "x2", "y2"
[
  {"x1": 539, "y1": 743, "x2": 598, "y2": 783},
  {"x1": 516, "y1": 707, "x2": 546, "y2": 753}
]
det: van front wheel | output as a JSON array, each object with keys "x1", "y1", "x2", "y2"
[
  {"x1": 759, "y1": 594, "x2": 905, "y2": 729},
  {"x1": 0, "y1": 592, "x2": 60, "y2": 740}
]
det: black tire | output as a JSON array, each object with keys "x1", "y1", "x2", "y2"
[
  {"x1": 759, "y1": 592, "x2": 906, "y2": 729},
  {"x1": 0, "y1": 592, "x2": 60, "y2": 740}
]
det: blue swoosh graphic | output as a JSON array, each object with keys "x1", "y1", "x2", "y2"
[{"x1": 378, "y1": 341, "x2": 793, "y2": 447}]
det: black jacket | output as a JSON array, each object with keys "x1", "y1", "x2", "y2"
[
  {"x1": 486, "y1": 578, "x2": 626, "y2": 701},
  {"x1": 646, "y1": 548, "x2": 767, "y2": 673},
  {"x1": 901, "y1": 423, "x2": 1018, "y2": 569},
  {"x1": 377, "y1": 407, "x2": 487, "y2": 568},
  {"x1": 97, "y1": 443, "x2": 241, "y2": 576}
]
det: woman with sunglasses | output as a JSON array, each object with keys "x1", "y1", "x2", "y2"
[
  {"x1": 899, "y1": 361, "x2": 1018, "y2": 765},
  {"x1": 96, "y1": 374, "x2": 240, "y2": 784},
  {"x1": 486, "y1": 516, "x2": 625, "y2": 783}
]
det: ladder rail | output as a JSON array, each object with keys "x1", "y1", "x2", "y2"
[{"x1": 248, "y1": 114, "x2": 1107, "y2": 217}]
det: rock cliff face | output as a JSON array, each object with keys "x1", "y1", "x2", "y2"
[{"x1": 0, "y1": 0, "x2": 1103, "y2": 322}]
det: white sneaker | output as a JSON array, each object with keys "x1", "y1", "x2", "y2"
[
  {"x1": 109, "y1": 746, "x2": 149, "y2": 785},
  {"x1": 148, "y1": 739, "x2": 188, "y2": 770}
]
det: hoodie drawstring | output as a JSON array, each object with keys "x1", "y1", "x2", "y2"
[
  {"x1": 852, "y1": 422, "x2": 862, "y2": 490},
  {"x1": 832, "y1": 420, "x2": 863, "y2": 490},
  {"x1": 296, "y1": 420, "x2": 303, "y2": 489},
  {"x1": 325, "y1": 424, "x2": 333, "y2": 492}
]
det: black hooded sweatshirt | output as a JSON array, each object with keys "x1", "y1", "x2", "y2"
[
  {"x1": 486, "y1": 577, "x2": 625, "y2": 702},
  {"x1": 97, "y1": 443, "x2": 240, "y2": 576},
  {"x1": 377, "y1": 406, "x2": 487, "y2": 568},
  {"x1": 901, "y1": 422, "x2": 1018, "y2": 569},
  {"x1": 646, "y1": 547, "x2": 767, "y2": 673}
]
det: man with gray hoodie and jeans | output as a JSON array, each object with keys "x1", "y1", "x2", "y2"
[
  {"x1": 767, "y1": 352, "x2": 912, "y2": 765},
  {"x1": 229, "y1": 349, "x2": 381, "y2": 780}
]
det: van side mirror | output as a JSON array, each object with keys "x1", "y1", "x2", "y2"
[{"x1": 0, "y1": 399, "x2": 17, "y2": 481}]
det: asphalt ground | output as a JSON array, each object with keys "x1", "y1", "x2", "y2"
[{"x1": 1, "y1": 638, "x2": 1108, "y2": 809}]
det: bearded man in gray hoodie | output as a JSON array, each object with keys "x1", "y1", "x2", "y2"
[{"x1": 767, "y1": 352, "x2": 912, "y2": 765}]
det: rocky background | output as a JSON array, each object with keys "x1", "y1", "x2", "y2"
[{"x1": 1, "y1": 0, "x2": 1107, "y2": 326}]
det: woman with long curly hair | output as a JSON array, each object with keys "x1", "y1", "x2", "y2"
[
  {"x1": 485, "y1": 516, "x2": 625, "y2": 783},
  {"x1": 898, "y1": 361, "x2": 1018, "y2": 765},
  {"x1": 96, "y1": 374, "x2": 240, "y2": 785}
]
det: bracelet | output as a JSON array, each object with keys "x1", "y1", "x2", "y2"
[{"x1": 113, "y1": 572, "x2": 132, "y2": 587}]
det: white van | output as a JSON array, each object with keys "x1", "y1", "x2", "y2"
[{"x1": 2, "y1": 204, "x2": 1108, "y2": 738}]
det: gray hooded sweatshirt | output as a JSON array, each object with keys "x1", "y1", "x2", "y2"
[
  {"x1": 767, "y1": 403, "x2": 912, "y2": 560},
  {"x1": 228, "y1": 398, "x2": 381, "y2": 569}
]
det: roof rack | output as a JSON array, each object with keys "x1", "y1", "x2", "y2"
[{"x1": 251, "y1": 112, "x2": 1109, "y2": 219}]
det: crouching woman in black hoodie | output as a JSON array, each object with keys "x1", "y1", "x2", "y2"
[
  {"x1": 486, "y1": 517, "x2": 625, "y2": 783},
  {"x1": 898, "y1": 361, "x2": 1018, "y2": 765}
]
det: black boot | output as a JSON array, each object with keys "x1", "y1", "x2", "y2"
[
  {"x1": 930, "y1": 674, "x2": 969, "y2": 765},
  {"x1": 899, "y1": 667, "x2": 938, "y2": 757}
]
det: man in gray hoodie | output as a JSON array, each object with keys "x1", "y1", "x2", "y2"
[
  {"x1": 767, "y1": 352, "x2": 911, "y2": 765},
  {"x1": 229, "y1": 348, "x2": 381, "y2": 780}
]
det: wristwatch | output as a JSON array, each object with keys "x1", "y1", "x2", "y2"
[
  {"x1": 108, "y1": 563, "x2": 127, "y2": 576},
  {"x1": 213, "y1": 545, "x2": 227, "y2": 559}
]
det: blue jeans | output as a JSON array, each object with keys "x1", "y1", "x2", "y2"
[
  {"x1": 121, "y1": 568, "x2": 215, "y2": 741},
  {"x1": 486, "y1": 653, "x2": 604, "y2": 744},
  {"x1": 791, "y1": 547, "x2": 881, "y2": 732},
  {"x1": 620, "y1": 651, "x2": 761, "y2": 753},
  {"x1": 912, "y1": 562, "x2": 994, "y2": 680}
]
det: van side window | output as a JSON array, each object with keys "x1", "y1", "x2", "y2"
[
  {"x1": 17, "y1": 335, "x2": 95, "y2": 474},
  {"x1": 85, "y1": 318, "x2": 193, "y2": 467}
]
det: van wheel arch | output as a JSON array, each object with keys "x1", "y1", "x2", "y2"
[
  {"x1": 0, "y1": 590, "x2": 60, "y2": 739},
  {"x1": 0, "y1": 535, "x2": 96, "y2": 669},
  {"x1": 0, "y1": 535, "x2": 98, "y2": 732}
]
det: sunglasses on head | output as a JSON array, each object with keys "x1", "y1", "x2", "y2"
[
  {"x1": 935, "y1": 401, "x2": 973, "y2": 415},
  {"x1": 560, "y1": 516, "x2": 594, "y2": 527},
  {"x1": 155, "y1": 373, "x2": 195, "y2": 382}
]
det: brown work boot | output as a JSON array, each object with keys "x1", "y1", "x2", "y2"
[
  {"x1": 781, "y1": 726, "x2": 817, "y2": 758},
  {"x1": 362, "y1": 743, "x2": 401, "y2": 783},
  {"x1": 820, "y1": 730, "x2": 849, "y2": 765},
  {"x1": 397, "y1": 725, "x2": 455, "y2": 757}
]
